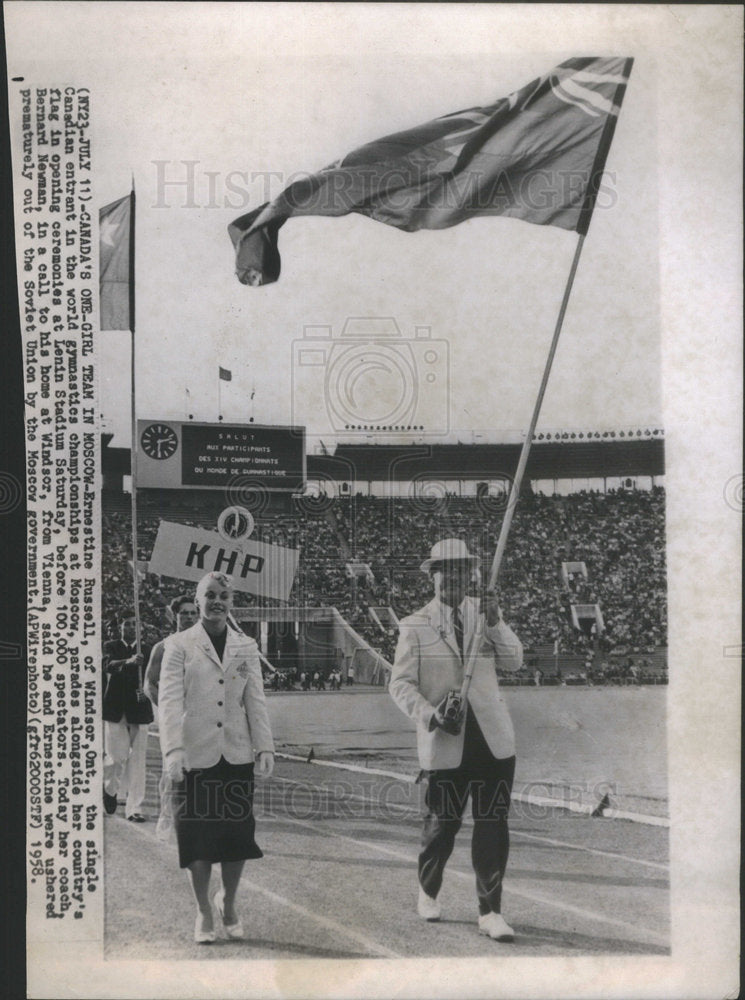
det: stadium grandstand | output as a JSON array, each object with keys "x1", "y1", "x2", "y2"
[{"x1": 102, "y1": 430, "x2": 667, "y2": 688}]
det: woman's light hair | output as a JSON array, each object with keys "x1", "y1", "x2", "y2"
[{"x1": 195, "y1": 572, "x2": 233, "y2": 606}]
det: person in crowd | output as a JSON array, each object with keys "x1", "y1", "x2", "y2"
[
  {"x1": 159, "y1": 572, "x2": 275, "y2": 943},
  {"x1": 143, "y1": 595, "x2": 199, "y2": 841},
  {"x1": 103, "y1": 611, "x2": 154, "y2": 822},
  {"x1": 389, "y1": 539, "x2": 523, "y2": 942},
  {"x1": 143, "y1": 595, "x2": 199, "y2": 705}
]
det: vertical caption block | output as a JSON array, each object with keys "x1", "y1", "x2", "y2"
[{"x1": 11, "y1": 84, "x2": 103, "y2": 942}]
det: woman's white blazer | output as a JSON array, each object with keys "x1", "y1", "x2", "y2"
[{"x1": 159, "y1": 621, "x2": 275, "y2": 769}]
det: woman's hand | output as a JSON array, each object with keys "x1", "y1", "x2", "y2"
[
  {"x1": 256, "y1": 751, "x2": 274, "y2": 778},
  {"x1": 165, "y1": 749, "x2": 185, "y2": 781}
]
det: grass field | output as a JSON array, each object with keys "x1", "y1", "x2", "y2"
[{"x1": 264, "y1": 686, "x2": 668, "y2": 818}]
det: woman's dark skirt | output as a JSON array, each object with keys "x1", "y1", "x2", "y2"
[{"x1": 173, "y1": 757, "x2": 264, "y2": 869}]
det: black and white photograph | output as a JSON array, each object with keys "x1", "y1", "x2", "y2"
[{"x1": 3, "y1": 4, "x2": 741, "y2": 998}]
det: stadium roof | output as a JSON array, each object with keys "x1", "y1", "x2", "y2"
[
  {"x1": 102, "y1": 435, "x2": 664, "y2": 484},
  {"x1": 308, "y1": 440, "x2": 664, "y2": 481}
]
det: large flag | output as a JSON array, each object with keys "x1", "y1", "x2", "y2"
[
  {"x1": 219, "y1": 366, "x2": 233, "y2": 382},
  {"x1": 99, "y1": 193, "x2": 132, "y2": 329},
  {"x1": 229, "y1": 57, "x2": 632, "y2": 286}
]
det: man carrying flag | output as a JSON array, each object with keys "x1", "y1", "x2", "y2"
[
  {"x1": 226, "y1": 54, "x2": 635, "y2": 944},
  {"x1": 390, "y1": 539, "x2": 523, "y2": 939},
  {"x1": 228, "y1": 56, "x2": 632, "y2": 284}
]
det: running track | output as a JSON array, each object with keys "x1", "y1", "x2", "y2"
[{"x1": 105, "y1": 758, "x2": 669, "y2": 960}]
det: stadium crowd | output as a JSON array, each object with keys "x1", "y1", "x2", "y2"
[{"x1": 102, "y1": 486, "x2": 667, "y2": 678}]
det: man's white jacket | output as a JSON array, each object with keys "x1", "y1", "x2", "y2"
[
  {"x1": 389, "y1": 596, "x2": 522, "y2": 770},
  {"x1": 159, "y1": 621, "x2": 275, "y2": 769}
]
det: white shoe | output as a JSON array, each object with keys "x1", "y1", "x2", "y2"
[
  {"x1": 214, "y1": 888, "x2": 244, "y2": 939},
  {"x1": 194, "y1": 912, "x2": 216, "y2": 944},
  {"x1": 417, "y1": 888, "x2": 441, "y2": 921},
  {"x1": 478, "y1": 912, "x2": 515, "y2": 941}
]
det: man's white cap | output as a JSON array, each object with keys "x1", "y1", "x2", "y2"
[{"x1": 420, "y1": 538, "x2": 479, "y2": 574}]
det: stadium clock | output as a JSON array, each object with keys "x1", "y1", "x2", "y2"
[{"x1": 140, "y1": 423, "x2": 179, "y2": 460}]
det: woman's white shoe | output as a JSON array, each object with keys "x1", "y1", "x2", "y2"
[
  {"x1": 214, "y1": 888, "x2": 244, "y2": 939},
  {"x1": 194, "y1": 912, "x2": 216, "y2": 944}
]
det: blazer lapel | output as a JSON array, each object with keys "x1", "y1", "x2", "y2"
[
  {"x1": 427, "y1": 601, "x2": 460, "y2": 659},
  {"x1": 225, "y1": 627, "x2": 254, "y2": 683},
  {"x1": 223, "y1": 626, "x2": 243, "y2": 666},
  {"x1": 462, "y1": 598, "x2": 484, "y2": 665},
  {"x1": 194, "y1": 622, "x2": 226, "y2": 670}
]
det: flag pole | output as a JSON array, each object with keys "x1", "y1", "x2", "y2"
[
  {"x1": 479, "y1": 56, "x2": 632, "y2": 595},
  {"x1": 487, "y1": 232, "x2": 585, "y2": 591},
  {"x1": 460, "y1": 232, "x2": 586, "y2": 699},
  {"x1": 127, "y1": 180, "x2": 144, "y2": 681},
  {"x1": 218, "y1": 368, "x2": 222, "y2": 420}
]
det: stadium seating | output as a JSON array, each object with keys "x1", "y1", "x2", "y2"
[{"x1": 102, "y1": 486, "x2": 667, "y2": 678}]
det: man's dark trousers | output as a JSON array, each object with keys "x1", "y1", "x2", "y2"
[{"x1": 419, "y1": 706, "x2": 516, "y2": 915}]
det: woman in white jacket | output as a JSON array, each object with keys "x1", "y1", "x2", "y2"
[{"x1": 159, "y1": 572, "x2": 275, "y2": 943}]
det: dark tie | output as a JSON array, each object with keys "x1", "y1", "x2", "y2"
[{"x1": 454, "y1": 608, "x2": 464, "y2": 662}]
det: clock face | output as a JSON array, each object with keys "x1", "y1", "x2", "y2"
[{"x1": 141, "y1": 423, "x2": 179, "y2": 460}]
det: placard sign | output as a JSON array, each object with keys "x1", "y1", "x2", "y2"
[{"x1": 148, "y1": 521, "x2": 300, "y2": 600}]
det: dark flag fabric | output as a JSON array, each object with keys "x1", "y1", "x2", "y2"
[
  {"x1": 219, "y1": 367, "x2": 233, "y2": 382},
  {"x1": 99, "y1": 194, "x2": 132, "y2": 328},
  {"x1": 229, "y1": 57, "x2": 632, "y2": 286}
]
